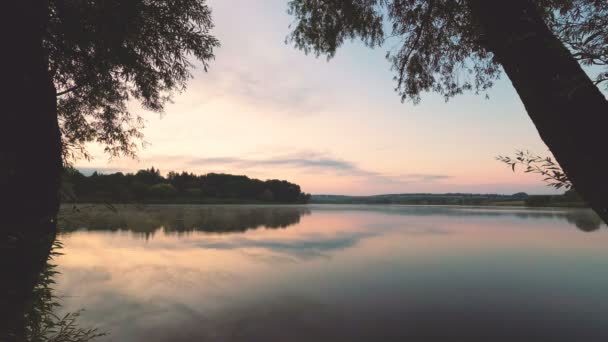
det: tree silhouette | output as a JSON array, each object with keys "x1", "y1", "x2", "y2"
[
  {"x1": 2, "y1": 1, "x2": 218, "y2": 337},
  {"x1": 497, "y1": 150, "x2": 572, "y2": 190},
  {"x1": 61, "y1": 168, "x2": 311, "y2": 204},
  {"x1": 48, "y1": 0, "x2": 219, "y2": 160},
  {"x1": 286, "y1": 0, "x2": 608, "y2": 223}
]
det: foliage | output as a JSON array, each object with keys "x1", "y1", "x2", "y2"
[
  {"x1": 524, "y1": 191, "x2": 587, "y2": 209},
  {"x1": 288, "y1": 0, "x2": 498, "y2": 103},
  {"x1": 497, "y1": 150, "x2": 572, "y2": 190},
  {"x1": 287, "y1": 0, "x2": 607, "y2": 103},
  {"x1": 45, "y1": 0, "x2": 220, "y2": 161},
  {"x1": 312, "y1": 193, "x2": 529, "y2": 206},
  {"x1": 564, "y1": 188, "x2": 583, "y2": 202},
  {"x1": 61, "y1": 167, "x2": 311, "y2": 204},
  {"x1": 545, "y1": 0, "x2": 608, "y2": 88},
  {"x1": 25, "y1": 240, "x2": 106, "y2": 342},
  {"x1": 312, "y1": 191, "x2": 587, "y2": 208},
  {"x1": 149, "y1": 183, "x2": 178, "y2": 199}
]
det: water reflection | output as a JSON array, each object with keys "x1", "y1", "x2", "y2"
[
  {"x1": 564, "y1": 209, "x2": 603, "y2": 232},
  {"x1": 0, "y1": 239, "x2": 105, "y2": 342},
  {"x1": 59, "y1": 204, "x2": 605, "y2": 236},
  {"x1": 60, "y1": 205, "x2": 311, "y2": 238},
  {"x1": 24, "y1": 241, "x2": 106, "y2": 342},
  {"x1": 311, "y1": 204, "x2": 606, "y2": 232},
  {"x1": 53, "y1": 205, "x2": 608, "y2": 341}
]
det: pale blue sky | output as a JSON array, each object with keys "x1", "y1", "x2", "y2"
[{"x1": 76, "y1": 0, "x2": 586, "y2": 195}]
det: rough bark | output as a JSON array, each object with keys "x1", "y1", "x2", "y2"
[
  {"x1": 468, "y1": 0, "x2": 608, "y2": 223},
  {"x1": 1, "y1": 0, "x2": 61, "y2": 339}
]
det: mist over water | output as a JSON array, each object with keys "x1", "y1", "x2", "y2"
[{"x1": 56, "y1": 205, "x2": 608, "y2": 341}]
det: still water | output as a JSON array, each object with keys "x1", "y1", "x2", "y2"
[{"x1": 56, "y1": 205, "x2": 608, "y2": 341}]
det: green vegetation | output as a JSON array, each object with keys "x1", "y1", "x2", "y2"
[
  {"x1": 48, "y1": 0, "x2": 220, "y2": 160},
  {"x1": 25, "y1": 240, "x2": 106, "y2": 342},
  {"x1": 62, "y1": 167, "x2": 311, "y2": 204},
  {"x1": 312, "y1": 191, "x2": 586, "y2": 208},
  {"x1": 524, "y1": 189, "x2": 586, "y2": 208}
]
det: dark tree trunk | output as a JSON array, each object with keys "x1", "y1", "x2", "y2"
[
  {"x1": 468, "y1": 0, "x2": 608, "y2": 224},
  {"x1": 1, "y1": 0, "x2": 60, "y2": 340}
]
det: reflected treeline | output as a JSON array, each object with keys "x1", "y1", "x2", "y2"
[
  {"x1": 564, "y1": 210, "x2": 603, "y2": 232},
  {"x1": 2, "y1": 240, "x2": 105, "y2": 341},
  {"x1": 310, "y1": 205, "x2": 606, "y2": 232},
  {"x1": 59, "y1": 205, "x2": 311, "y2": 238}
]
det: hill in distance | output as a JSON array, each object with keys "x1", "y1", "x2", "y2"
[{"x1": 311, "y1": 192, "x2": 585, "y2": 207}]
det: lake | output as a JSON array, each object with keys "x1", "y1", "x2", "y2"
[{"x1": 54, "y1": 204, "x2": 608, "y2": 341}]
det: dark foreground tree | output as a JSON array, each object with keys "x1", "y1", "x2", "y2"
[
  {"x1": 1, "y1": 0, "x2": 218, "y2": 338},
  {"x1": 48, "y1": 0, "x2": 219, "y2": 160},
  {"x1": 286, "y1": 0, "x2": 608, "y2": 223},
  {"x1": 2, "y1": 1, "x2": 60, "y2": 340}
]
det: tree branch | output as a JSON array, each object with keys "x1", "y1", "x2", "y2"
[
  {"x1": 397, "y1": 1, "x2": 435, "y2": 81},
  {"x1": 56, "y1": 84, "x2": 81, "y2": 97}
]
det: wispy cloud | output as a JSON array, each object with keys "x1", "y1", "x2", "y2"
[
  {"x1": 185, "y1": 36, "x2": 331, "y2": 117},
  {"x1": 212, "y1": 67, "x2": 327, "y2": 116},
  {"x1": 141, "y1": 152, "x2": 450, "y2": 185},
  {"x1": 76, "y1": 151, "x2": 451, "y2": 193},
  {"x1": 194, "y1": 233, "x2": 367, "y2": 260},
  {"x1": 186, "y1": 153, "x2": 362, "y2": 174},
  {"x1": 395, "y1": 174, "x2": 452, "y2": 182}
]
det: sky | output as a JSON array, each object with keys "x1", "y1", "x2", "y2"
[{"x1": 75, "y1": 0, "x2": 565, "y2": 196}]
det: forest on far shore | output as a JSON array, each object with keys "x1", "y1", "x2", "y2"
[
  {"x1": 311, "y1": 190, "x2": 586, "y2": 208},
  {"x1": 62, "y1": 167, "x2": 311, "y2": 204}
]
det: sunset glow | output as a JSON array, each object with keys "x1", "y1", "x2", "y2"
[{"x1": 75, "y1": 0, "x2": 558, "y2": 195}]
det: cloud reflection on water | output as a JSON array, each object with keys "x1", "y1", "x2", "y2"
[{"x1": 54, "y1": 205, "x2": 608, "y2": 342}]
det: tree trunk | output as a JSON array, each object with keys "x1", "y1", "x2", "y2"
[
  {"x1": 468, "y1": 0, "x2": 608, "y2": 224},
  {"x1": 1, "y1": 0, "x2": 60, "y2": 339}
]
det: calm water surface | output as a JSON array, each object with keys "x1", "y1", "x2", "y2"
[{"x1": 56, "y1": 205, "x2": 608, "y2": 341}]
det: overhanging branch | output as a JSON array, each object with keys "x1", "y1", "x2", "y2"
[{"x1": 56, "y1": 84, "x2": 81, "y2": 97}]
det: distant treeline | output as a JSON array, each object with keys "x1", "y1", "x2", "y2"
[
  {"x1": 524, "y1": 189, "x2": 587, "y2": 208},
  {"x1": 311, "y1": 190, "x2": 587, "y2": 207},
  {"x1": 62, "y1": 167, "x2": 311, "y2": 204}
]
